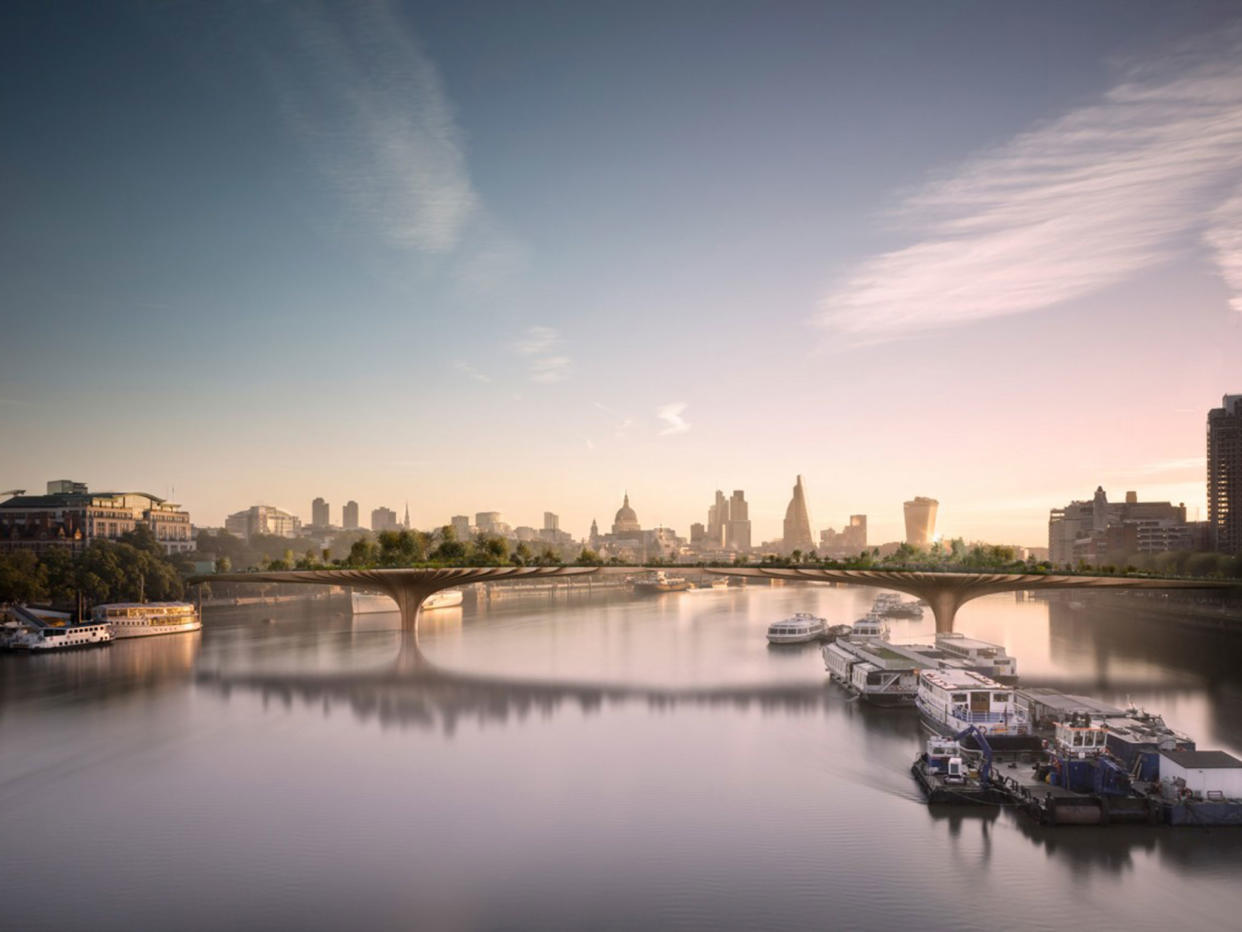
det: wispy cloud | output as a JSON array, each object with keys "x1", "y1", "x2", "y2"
[
  {"x1": 453, "y1": 361, "x2": 491, "y2": 383},
  {"x1": 263, "y1": 0, "x2": 476, "y2": 254},
  {"x1": 514, "y1": 326, "x2": 570, "y2": 383},
  {"x1": 1122, "y1": 456, "x2": 1205, "y2": 478},
  {"x1": 1206, "y1": 184, "x2": 1242, "y2": 313},
  {"x1": 818, "y1": 33, "x2": 1242, "y2": 339},
  {"x1": 657, "y1": 403, "x2": 691, "y2": 436}
]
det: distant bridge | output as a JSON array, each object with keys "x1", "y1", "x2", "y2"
[{"x1": 191, "y1": 565, "x2": 1238, "y2": 633}]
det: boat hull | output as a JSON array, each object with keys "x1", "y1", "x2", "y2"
[{"x1": 111, "y1": 620, "x2": 202, "y2": 639}]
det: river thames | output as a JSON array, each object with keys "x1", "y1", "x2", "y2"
[{"x1": 4, "y1": 583, "x2": 1242, "y2": 930}]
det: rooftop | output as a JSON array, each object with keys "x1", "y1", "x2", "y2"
[{"x1": 1160, "y1": 750, "x2": 1242, "y2": 770}]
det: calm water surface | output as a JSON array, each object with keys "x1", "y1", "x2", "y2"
[{"x1": 4, "y1": 584, "x2": 1242, "y2": 931}]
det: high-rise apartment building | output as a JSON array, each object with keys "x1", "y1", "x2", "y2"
[
  {"x1": 903, "y1": 497, "x2": 938, "y2": 548},
  {"x1": 371, "y1": 506, "x2": 398, "y2": 532},
  {"x1": 783, "y1": 476, "x2": 814, "y2": 554},
  {"x1": 342, "y1": 500, "x2": 359, "y2": 530},
  {"x1": 727, "y1": 489, "x2": 751, "y2": 551},
  {"x1": 544, "y1": 512, "x2": 559, "y2": 532},
  {"x1": 1208, "y1": 394, "x2": 1242, "y2": 554},
  {"x1": 311, "y1": 497, "x2": 330, "y2": 527},
  {"x1": 451, "y1": 515, "x2": 471, "y2": 539}
]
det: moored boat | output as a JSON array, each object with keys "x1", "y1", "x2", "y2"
[
  {"x1": 92, "y1": 601, "x2": 201, "y2": 638},
  {"x1": 934, "y1": 633, "x2": 1017, "y2": 683},
  {"x1": 632, "y1": 571, "x2": 691, "y2": 594},
  {"x1": 766, "y1": 612, "x2": 827, "y2": 644},
  {"x1": 7, "y1": 617, "x2": 113, "y2": 651},
  {"x1": 916, "y1": 668, "x2": 1030, "y2": 741}
]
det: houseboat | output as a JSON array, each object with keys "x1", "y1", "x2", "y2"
[
  {"x1": 934, "y1": 633, "x2": 1018, "y2": 683},
  {"x1": 91, "y1": 601, "x2": 201, "y2": 638},
  {"x1": 1105, "y1": 710, "x2": 1195, "y2": 780},
  {"x1": 823, "y1": 641, "x2": 860, "y2": 686},
  {"x1": 916, "y1": 668, "x2": 1030, "y2": 740},
  {"x1": 766, "y1": 613, "x2": 827, "y2": 644}
]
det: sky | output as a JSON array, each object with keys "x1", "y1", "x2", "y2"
[{"x1": 3, "y1": 0, "x2": 1242, "y2": 547}]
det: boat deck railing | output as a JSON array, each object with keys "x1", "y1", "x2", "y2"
[{"x1": 951, "y1": 707, "x2": 1027, "y2": 725}]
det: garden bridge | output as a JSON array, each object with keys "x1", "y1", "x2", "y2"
[{"x1": 191, "y1": 565, "x2": 1237, "y2": 634}]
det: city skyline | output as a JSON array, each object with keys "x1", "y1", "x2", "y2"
[{"x1": 3, "y1": 2, "x2": 1241, "y2": 546}]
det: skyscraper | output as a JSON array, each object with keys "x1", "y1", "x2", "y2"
[
  {"x1": 783, "y1": 476, "x2": 814, "y2": 554},
  {"x1": 543, "y1": 512, "x2": 559, "y2": 532},
  {"x1": 903, "y1": 497, "x2": 939, "y2": 548},
  {"x1": 342, "y1": 500, "x2": 359, "y2": 530},
  {"x1": 707, "y1": 490, "x2": 729, "y2": 546},
  {"x1": 371, "y1": 506, "x2": 398, "y2": 532},
  {"x1": 311, "y1": 497, "x2": 329, "y2": 527},
  {"x1": 727, "y1": 489, "x2": 751, "y2": 551},
  {"x1": 1208, "y1": 394, "x2": 1242, "y2": 553}
]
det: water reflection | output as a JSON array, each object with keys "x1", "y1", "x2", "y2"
[
  {"x1": 196, "y1": 625, "x2": 837, "y2": 736},
  {"x1": 7, "y1": 584, "x2": 1242, "y2": 932}
]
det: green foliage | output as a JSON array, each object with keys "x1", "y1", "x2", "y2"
[{"x1": 0, "y1": 538, "x2": 184, "y2": 607}]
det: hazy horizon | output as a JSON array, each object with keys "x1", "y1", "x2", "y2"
[{"x1": 4, "y1": 1, "x2": 1242, "y2": 547}]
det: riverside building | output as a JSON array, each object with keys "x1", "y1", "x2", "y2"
[
  {"x1": 1048, "y1": 486, "x2": 1202, "y2": 566},
  {"x1": 225, "y1": 505, "x2": 301, "y2": 540},
  {"x1": 1208, "y1": 394, "x2": 1242, "y2": 554},
  {"x1": 0, "y1": 480, "x2": 193, "y2": 554}
]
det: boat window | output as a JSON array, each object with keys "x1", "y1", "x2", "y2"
[
  {"x1": 952, "y1": 693, "x2": 967, "y2": 703},
  {"x1": 1073, "y1": 732, "x2": 1083, "y2": 746},
  {"x1": 994, "y1": 694, "x2": 1009, "y2": 703}
]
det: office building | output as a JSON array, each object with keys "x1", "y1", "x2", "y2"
[
  {"x1": 707, "y1": 490, "x2": 729, "y2": 547},
  {"x1": 451, "y1": 515, "x2": 472, "y2": 539},
  {"x1": 544, "y1": 512, "x2": 559, "y2": 532},
  {"x1": 1208, "y1": 394, "x2": 1242, "y2": 554},
  {"x1": 311, "y1": 497, "x2": 330, "y2": 527},
  {"x1": 820, "y1": 514, "x2": 867, "y2": 557},
  {"x1": 371, "y1": 506, "x2": 399, "y2": 532},
  {"x1": 783, "y1": 476, "x2": 814, "y2": 555},
  {"x1": 0, "y1": 480, "x2": 193, "y2": 554},
  {"x1": 1049, "y1": 486, "x2": 1200, "y2": 565},
  {"x1": 225, "y1": 504, "x2": 301, "y2": 540},
  {"x1": 727, "y1": 489, "x2": 751, "y2": 551},
  {"x1": 342, "y1": 500, "x2": 359, "y2": 530},
  {"x1": 903, "y1": 497, "x2": 938, "y2": 548}
]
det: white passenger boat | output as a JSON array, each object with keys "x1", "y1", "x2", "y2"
[
  {"x1": 766, "y1": 613, "x2": 827, "y2": 644},
  {"x1": 7, "y1": 619, "x2": 113, "y2": 651},
  {"x1": 916, "y1": 668, "x2": 1029, "y2": 739},
  {"x1": 847, "y1": 614, "x2": 890, "y2": 642},
  {"x1": 350, "y1": 589, "x2": 464, "y2": 614},
  {"x1": 92, "y1": 601, "x2": 201, "y2": 638}
]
